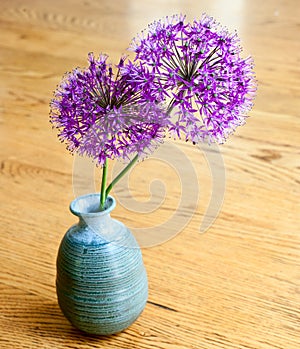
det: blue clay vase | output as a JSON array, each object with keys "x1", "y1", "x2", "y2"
[{"x1": 56, "y1": 193, "x2": 148, "y2": 335}]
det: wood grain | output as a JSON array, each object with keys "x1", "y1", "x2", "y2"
[{"x1": 0, "y1": 0, "x2": 300, "y2": 348}]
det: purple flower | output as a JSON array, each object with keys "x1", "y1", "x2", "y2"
[
  {"x1": 50, "y1": 53, "x2": 169, "y2": 165},
  {"x1": 123, "y1": 14, "x2": 257, "y2": 143},
  {"x1": 79, "y1": 103, "x2": 168, "y2": 164}
]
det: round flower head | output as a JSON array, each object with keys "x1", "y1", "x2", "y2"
[
  {"x1": 50, "y1": 53, "x2": 169, "y2": 165},
  {"x1": 124, "y1": 14, "x2": 257, "y2": 143},
  {"x1": 79, "y1": 103, "x2": 168, "y2": 164}
]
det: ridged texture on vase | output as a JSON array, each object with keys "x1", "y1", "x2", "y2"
[{"x1": 56, "y1": 194, "x2": 148, "y2": 335}]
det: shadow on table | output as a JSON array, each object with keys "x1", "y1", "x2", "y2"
[{"x1": 21, "y1": 298, "x2": 124, "y2": 346}]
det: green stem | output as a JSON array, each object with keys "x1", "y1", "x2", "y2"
[
  {"x1": 100, "y1": 158, "x2": 108, "y2": 211},
  {"x1": 105, "y1": 154, "x2": 139, "y2": 198}
]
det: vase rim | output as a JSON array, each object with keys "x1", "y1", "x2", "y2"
[{"x1": 70, "y1": 193, "x2": 116, "y2": 217}]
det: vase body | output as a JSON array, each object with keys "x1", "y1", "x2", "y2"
[{"x1": 56, "y1": 194, "x2": 148, "y2": 335}]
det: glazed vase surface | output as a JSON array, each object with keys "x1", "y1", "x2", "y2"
[{"x1": 56, "y1": 193, "x2": 148, "y2": 335}]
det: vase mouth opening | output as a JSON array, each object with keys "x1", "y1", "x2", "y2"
[{"x1": 70, "y1": 194, "x2": 116, "y2": 217}]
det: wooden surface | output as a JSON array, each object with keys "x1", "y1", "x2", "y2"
[{"x1": 1, "y1": 0, "x2": 300, "y2": 348}]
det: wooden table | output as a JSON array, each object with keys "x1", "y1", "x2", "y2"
[{"x1": 1, "y1": 0, "x2": 299, "y2": 348}]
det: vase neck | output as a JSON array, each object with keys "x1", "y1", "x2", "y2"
[
  {"x1": 70, "y1": 194, "x2": 115, "y2": 216},
  {"x1": 70, "y1": 194, "x2": 119, "y2": 242},
  {"x1": 78, "y1": 212, "x2": 113, "y2": 229}
]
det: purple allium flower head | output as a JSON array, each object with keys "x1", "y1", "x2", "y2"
[
  {"x1": 124, "y1": 14, "x2": 257, "y2": 143},
  {"x1": 50, "y1": 53, "x2": 169, "y2": 165},
  {"x1": 78, "y1": 103, "x2": 168, "y2": 164}
]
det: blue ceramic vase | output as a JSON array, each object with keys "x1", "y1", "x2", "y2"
[{"x1": 56, "y1": 193, "x2": 148, "y2": 335}]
